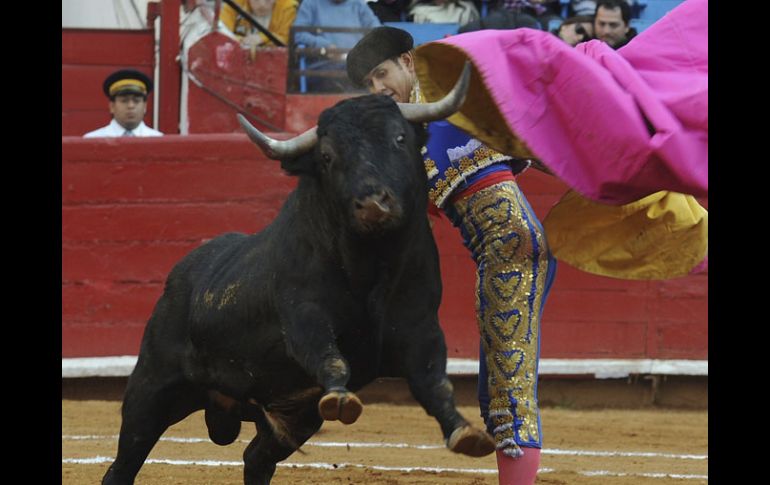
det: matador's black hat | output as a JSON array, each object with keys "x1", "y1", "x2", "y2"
[
  {"x1": 347, "y1": 27, "x2": 414, "y2": 88},
  {"x1": 102, "y1": 69, "x2": 153, "y2": 99}
]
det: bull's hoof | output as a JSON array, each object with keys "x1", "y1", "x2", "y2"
[
  {"x1": 318, "y1": 389, "x2": 363, "y2": 425},
  {"x1": 447, "y1": 425, "x2": 496, "y2": 457}
]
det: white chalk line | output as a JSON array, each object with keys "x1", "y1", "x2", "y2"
[
  {"x1": 581, "y1": 470, "x2": 708, "y2": 480},
  {"x1": 61, "y1": 456, "x2": 707, "y2": 480},
  {"x1": 60, "y1": 456, "x2": 509, "y2": 474},
  {"x1": 62, "y1": 434, "x2": 707, "y2": 460}
]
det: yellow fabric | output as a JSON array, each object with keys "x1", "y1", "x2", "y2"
[
  {"x1": 219, "y1": 0, "x2": 250, "y2": 34},
  {"x1": 220, "y1": 0, "x2": 298, "y2": 46},
  {"x1": 543, "y1": 190, "x2": 708, "y2": 280},
  {"x1": 109, "y1": 79, "x2": 147, "y2": 95}
]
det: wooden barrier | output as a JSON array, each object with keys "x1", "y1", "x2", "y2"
[{"x1": 62, "y1": 135, "x2": 707, "y2": 361}]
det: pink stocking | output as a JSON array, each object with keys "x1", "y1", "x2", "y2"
[{"x1": 496, "y1": 447, "x2": 541, "y2": 485}]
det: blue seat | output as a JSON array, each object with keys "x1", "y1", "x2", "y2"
[
  {"x1": 480, "y1": 0, "x2": 491, "y2": 18},
  {"x1": 638, "y1": 0, "x2": 683, "y2": 22},
  {"x1": 547, "y1": 17, "x2": 564, "y2": 32},
  {"x1": 631, "y1": 0, "x2": 648, "y2": 18},
  {"x1": 630, "y1": 17, "x2": 655, "y2": 33},
  {"x1": 382, "y1": 21, "x2": 460, "y2": 46},
  {"x1": 298, "y1": 43, "x2": 308, "y2": 93}
]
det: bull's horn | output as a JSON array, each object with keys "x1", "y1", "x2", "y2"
[
  {"x1": 237, "y1": 114, "x2": 318, "y2": 160},
  {"x1": 397, "y1": 61, "x2": 472, "y2": 123}
]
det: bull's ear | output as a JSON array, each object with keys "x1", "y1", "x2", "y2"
[{"x1": 280, "y1": 152, "x2": 316, "y2": 175}]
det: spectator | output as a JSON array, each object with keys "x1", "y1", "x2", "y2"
[
  {"x1": 180, "y1": 1, "x2": 238, "y2": 50},
  {"x1": 593, "y1": 0, "x2": 636, "y2": 48},
  {"x1": 293, "y1": 0, "x2": 381, "y2": 92},
  {"x1": 83, "y1": 69, "x2": 163, "y2": 138},
  {"x1": 178, "y1": 1, "x2": 240, "y2": 134},
  {"x1": 552, "y1": 14, "x2": 594, "y2": 46},
  {"x1": 570, "y1": 0, "x2": 631, "y2": 17},
  {"x1": 293, "y1": 0, "x2": 381, "y2": 50},
  {"x1": 367, "y1": 0, "x2": 411, "y2": 22},
  {"x1": 220, "y1": 0, "x2": 299, "y2": 47},
  {"x1": 491, "y1": 0, "x2": 562, "y2": 30},
  {"x1": 459, "y1": 4, "x2": 541, "y2": 32},
  {"x1": 569, "y1": 0, "x2": 596, "y2": 16},
  {"x1": 408, "y1": 0, "x2": 480, "y2": 27}
]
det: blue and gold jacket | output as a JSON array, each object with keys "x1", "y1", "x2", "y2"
[{"x1": 423, "y1": 120, "x2": 517, "y2": 208}]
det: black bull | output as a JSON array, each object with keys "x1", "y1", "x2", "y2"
[{"x1": 102, "y1": 66, "x2": 494, "y2": 485}]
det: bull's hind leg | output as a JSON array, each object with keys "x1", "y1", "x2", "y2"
[
  {"x1": 101, "y1": 362, "x2": 205, "y2": 485},
  {"x1": 243, "y1": 397, "x2": 323, "y2": 485}
]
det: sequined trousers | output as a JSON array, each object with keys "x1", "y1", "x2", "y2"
[{"x1": 447, "y1": 180, "x2": 557, "y2": 457}]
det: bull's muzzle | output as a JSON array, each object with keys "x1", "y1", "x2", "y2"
[{"x1": 353, "y1": 189, "x2": 395, "y2": 227}]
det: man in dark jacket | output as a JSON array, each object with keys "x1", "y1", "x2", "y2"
[{"x1": 594, "y1": 0, "x2": 636, "y2": 48}]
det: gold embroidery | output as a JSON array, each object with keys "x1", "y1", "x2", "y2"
[
  {"x1": 424, "y1": 158, "x2": 438, "y2": 179},
  {"x1": 458, "y1": 157, "x2": 474, "y2": 172},
  {"x1": 444, "y1": 166, "x2": 460, "y2": 186},
  {"x1": 473, "y1": 147, "x2": 491, "y2": 161},
  {"x1": 428, "y1": 144, "x2": 515, "y2": 208}
]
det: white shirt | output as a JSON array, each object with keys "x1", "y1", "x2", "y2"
[{"x1": 83, "y1": 119, "x2": 164, "y2": 138}]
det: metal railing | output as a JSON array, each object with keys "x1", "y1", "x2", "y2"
[{"x1": 288, "y1": 26, "x2": 374, "y2": 94}]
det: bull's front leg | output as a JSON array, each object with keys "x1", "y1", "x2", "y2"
[
  {"x1": 283, "y1": 302, "x2": 363, "y2": 425},
  {"x1": 391, "y1": 318, "x2": 496, "y2": 457}
]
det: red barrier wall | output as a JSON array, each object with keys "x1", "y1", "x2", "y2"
[{"x1": 62, "y1": 135, "x2": 707, "y2": 360}]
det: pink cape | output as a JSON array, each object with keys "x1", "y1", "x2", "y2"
[{"x1": 415, "y1": 0, "x2": 707, "y2": 205}]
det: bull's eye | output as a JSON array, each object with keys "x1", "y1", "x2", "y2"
[
  {"x1": 321, "y1": 152, "x2": 332, "y2": 166},
  {"x1": 395, "y1": 134, "x2": 405, "y2": 144}
]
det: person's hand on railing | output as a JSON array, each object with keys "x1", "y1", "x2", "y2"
[
  {"x1": 241, "y1": 32, "x2": 265, "y2": 49},
  {"x1": 318, "y1": 44, "x2": 349, "y2": 62},
  {"x1": 299, "y1": 44, "x2": 348, "y2": 62}
]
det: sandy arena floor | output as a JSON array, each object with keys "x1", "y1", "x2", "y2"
[{"x1": 62, "y1": 399, "x2": 707, "y2": 484}]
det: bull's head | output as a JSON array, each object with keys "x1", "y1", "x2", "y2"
[{"x1": 239, "y1": 63, "x2": 471, "y2": 236}]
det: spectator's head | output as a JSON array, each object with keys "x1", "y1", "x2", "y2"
[
  {"x1": 459, "y1": 7, "x2": 539, "y2": 34},
  {"x1": 556, "y1": 15, "x2": 594, "y2": 46},
  {"x1": 347, "y1": 27, "x2": 416, "y2": 103},
  {"x1": 594, "y1": 0, "x2": 630, "y2": 47},
  {"x1": 102, "y1": 69, "x2": 152, "y2": 131}
]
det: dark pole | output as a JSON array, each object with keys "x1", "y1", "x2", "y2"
[{"x1": 221, "y1": 0, "x2": 285, "y2": 47}]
